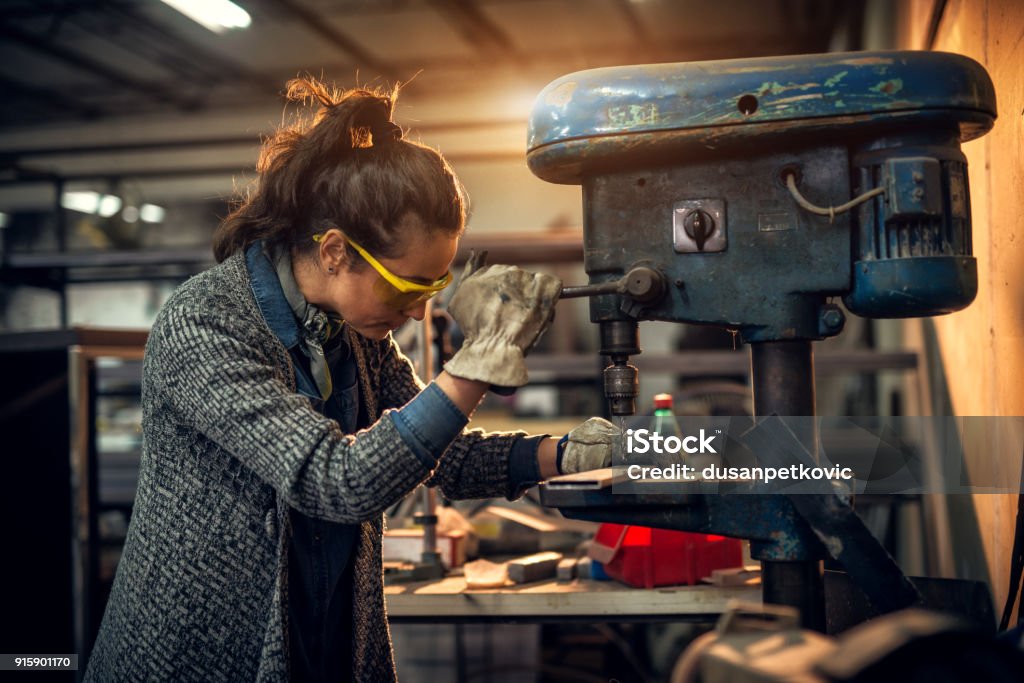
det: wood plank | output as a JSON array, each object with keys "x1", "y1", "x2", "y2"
[
  {"x1": 898, "y1": 0, "x2": 1024, "y2": 626},
  {"x1": 385, "y1": 576, "x2": 759, "y2": 618}
]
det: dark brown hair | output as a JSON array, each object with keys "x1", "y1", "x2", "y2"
[{"x1": 213, "y1": 78, "x2": 467, "y2": 263}]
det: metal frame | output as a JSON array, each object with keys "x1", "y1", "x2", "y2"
[{"x1": 69, "y1": 337, "x2": 145, "y2": 679}]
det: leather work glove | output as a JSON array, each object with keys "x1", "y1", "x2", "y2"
[
  {"x1": 444, "y1": 252, "x2": 561, "y2": 389},
  {"x1": 559, "y1": 417, "x2": 619, "y2": 474}
]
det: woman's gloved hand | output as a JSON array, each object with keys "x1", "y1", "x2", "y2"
[
  {"x1": 444, "y1": 252, "x2": 561, "y2": 389},
  {"x1": 559, "y1": 417, "x2": 619, "y2": 474}
]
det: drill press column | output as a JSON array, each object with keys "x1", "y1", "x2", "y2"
[{"x1": 751, "y1": 340, "x2": 825, "y2": 631}]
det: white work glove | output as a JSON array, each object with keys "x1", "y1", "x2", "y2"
[
  {"x1": 559, "y1": 417, "x2": 619, "y2": 474},
  {"x1": 444, "y1": 252, "x2": 561, "y2": 389}
]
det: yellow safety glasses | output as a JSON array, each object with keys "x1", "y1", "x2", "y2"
[{"x1": 313, "y1": 233, "x2": 452, "y2": 311}]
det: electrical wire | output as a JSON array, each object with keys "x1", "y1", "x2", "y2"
[{"x1": 784, "y1": 172, "x2": 885, "y2": 224}]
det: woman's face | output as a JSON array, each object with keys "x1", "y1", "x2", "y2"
[{"x1": 312, "y1": 218, "x2": 459, "y2": 341}]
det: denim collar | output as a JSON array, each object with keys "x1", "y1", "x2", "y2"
[
  {"x1": 246, "y1": 240, "x2": 302, "y2": 350},
  {"x1": 272, "y1": 248, "x2": 345, "y2": 347}
]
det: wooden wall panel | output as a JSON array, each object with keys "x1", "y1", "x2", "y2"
[{"x1": 898, "y1": 0, "x2": 1024, "y2": 625}]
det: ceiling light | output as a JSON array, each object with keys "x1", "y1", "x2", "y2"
[
  {"x1": 0, "y1": 212, "x2": 8, "y2": 229},
  {"x1": 159, "y1": 0, "x2": 251, "y2": 34},
  {"x1": 139, "y1": 204, "x2": 167, "y2": 224},
  {"x1": 122, "y1": 206, "x2": 140, "y2": 223},
  {"x1": 61, "y1": 191, "x2": 102, "y2": 214},
  {"x1": 97, "y1": 195, "x2": 123, "y2": 218},
  {"x1": 61, "y1": 191, "x2": 124, "y2": 217}
]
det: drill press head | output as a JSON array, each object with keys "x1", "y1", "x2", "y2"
[
  {"x1": 527, "y1": 51, "x2": 996, "y2": 413},
  {"x1": 532, "y1": 49, "x2": 995, "y2": 417}
]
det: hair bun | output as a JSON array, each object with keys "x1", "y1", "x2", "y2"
[{"x1": 374, "y1": 121, "x2": 403, "y2": 143}]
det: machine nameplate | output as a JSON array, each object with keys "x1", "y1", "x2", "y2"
[{"x1": 758, "y1": 212, "x2": 795, "y2": 232}]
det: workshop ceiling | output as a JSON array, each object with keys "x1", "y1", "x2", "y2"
[
  {"x1": 1, "y1": 0, "x2": 864, "y2": 129},
  {"x1": 0, "y1": 0, "x2": 870, "y2": 212}
]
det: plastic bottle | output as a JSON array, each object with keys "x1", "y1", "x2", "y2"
[
  {"x1": 652, "y1": 393, "x2": 686, "y2": 468},
  {"x1": 652, "y1": 393, "x2": 682, "y2": 440},
  {"x1": 651, "y1": 392, "x2": 720, "y2": 475}
]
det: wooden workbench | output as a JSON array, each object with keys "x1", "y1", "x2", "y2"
[{"x1": 385, "y1": 575, "x2": 760, "y2": 622}]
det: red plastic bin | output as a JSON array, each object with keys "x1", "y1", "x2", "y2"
[{"x1": 588, "y1": 523, "x2": 743, "y2": 589}]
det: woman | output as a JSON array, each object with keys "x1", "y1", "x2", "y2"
[{"x1": 85, "y1": 79, "x2": 614, "y2": 682}]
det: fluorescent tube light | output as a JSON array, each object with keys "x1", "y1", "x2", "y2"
[
  {"x1": 98, "y1": 194, "x2": 123, "y2": 218},
  {"x1": 61, "y1": 191, "x2": 123, "y2": 217},
  {"x1": 61, "y1": 191, "x2": 102, "y2": 214},
  {"x1": 159, "y1": 0, "x2": 251, "y2": 34},
  {"x1": 139, "y1": 204, "x2": 167, "y2": 224}
]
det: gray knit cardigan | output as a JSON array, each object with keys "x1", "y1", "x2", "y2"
[{"x1": 85, "y1": 251, "x2": 524, "y2": 682}]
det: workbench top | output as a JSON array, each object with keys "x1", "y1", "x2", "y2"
[{"x1": 385, "y1": 576, "x2": 760, "y2": 622}]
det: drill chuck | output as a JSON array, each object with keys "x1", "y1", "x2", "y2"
[{"x1": 604, "y1": 362, "x2": 639, "y2": 417}]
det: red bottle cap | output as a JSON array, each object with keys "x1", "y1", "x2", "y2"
[{"x1": 653, "y1": 393, "x2": 673, "y2": 409}]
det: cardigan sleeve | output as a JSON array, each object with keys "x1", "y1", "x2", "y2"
[
  {"x1": 376, "y1": 335, "x2": 533, "y2": 500},
  {"x1": 146, "y1": 300, "x2": 443, "y2": 524}
]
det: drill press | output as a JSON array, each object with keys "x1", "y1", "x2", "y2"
[{"x1": 529, "y1": 51, "x2": 996, "y2": 629}]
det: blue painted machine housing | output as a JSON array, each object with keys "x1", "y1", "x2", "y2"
[
  {"x1": 527, "y1": 51, "x2": 997, "y2": 337},
  {"x1": 528, "y1": 51, "x2": 995, "y2": 184}
]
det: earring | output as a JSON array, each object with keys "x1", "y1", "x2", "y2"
[{"x1": 327, "y1": 265, "x2": 334, "y2": 273}]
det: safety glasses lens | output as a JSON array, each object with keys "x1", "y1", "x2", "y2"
[{"x1": 373, "y1": 278, "x2": 437, "y2": 311}]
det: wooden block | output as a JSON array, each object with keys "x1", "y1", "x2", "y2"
[
  {"x1": 383, "y1": 528, "x2": 467, "y2": 568},
  {"x1": 556, "y1": 557, "x2": 578, "y2": 582},
  {"x1": 708, "y1": 566, "x2": 761, "y2": 586},
  {"x1": 507, "y1": 551, "x2": 563, "y2": 584},
  {"x1": 576, "y1": 556, "x2": 594, "y2": 579}
]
